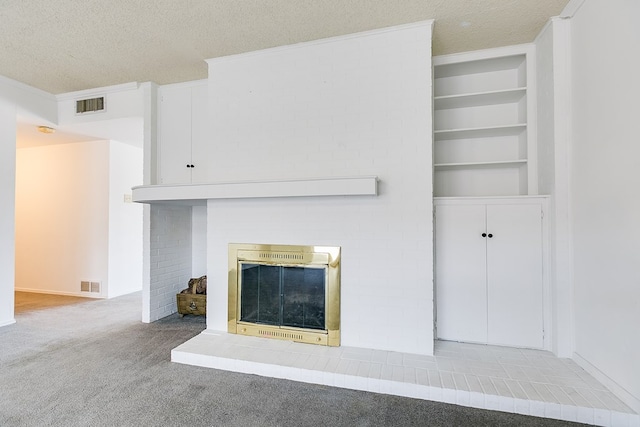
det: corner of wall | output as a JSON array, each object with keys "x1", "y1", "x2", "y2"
[
  {"x1": 574, "y1": 351, "x2": 640, "y2": 414},
  {"x1": 141, "y1": 82, "x2": 158, "y2": 186},
  {"x1": 0, "y1": 99, "x2": 17, "y2": 326},
  {"x1": 107, "y1": 141, "x2": 144, "y2": 299}
]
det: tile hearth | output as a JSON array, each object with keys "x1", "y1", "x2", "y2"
[{"x1": 172, "y1": 333, "x2": 638, "y2": 426}]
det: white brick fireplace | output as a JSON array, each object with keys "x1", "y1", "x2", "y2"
[
  {"x1": 206, "y1": 20, "x2": 434, "y2": 355},
  {"x1": 137, "y1": 20, "x2": 435, "y2": 356},
  {"x1": 131, "y1": 9, "x2": 640, "y2": 422}
]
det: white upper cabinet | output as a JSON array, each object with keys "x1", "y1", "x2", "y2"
[
  {"x1": 433, "y1": 45, "x2": 537, "y2": 197},
  {"x1": 158, "y1": 81, "x2": 208, "y2": 184}
]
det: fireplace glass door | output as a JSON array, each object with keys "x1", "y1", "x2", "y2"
[{"x1": 240, "y1": 263, "x2": 326, "y2": 330}]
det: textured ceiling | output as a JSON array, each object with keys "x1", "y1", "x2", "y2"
[{"x1": 1, "y1": 0, "x2": 570, "y2": 95}]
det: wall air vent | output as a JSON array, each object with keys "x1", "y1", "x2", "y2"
[
  {"x1": 90, "y1": 281, "x2": 100, "y2": 293},
  {"x1": 76, "y1": 97, "x2": 105, "y2": 114},
  {"x1": 80, "y1": 281, "x2": 101, "y2": 293}
]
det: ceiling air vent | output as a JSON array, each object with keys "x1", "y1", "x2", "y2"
[{"x1": 76, "y1": 96, "x2": 105, "y2": 114}]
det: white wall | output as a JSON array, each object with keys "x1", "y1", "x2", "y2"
[
  {"x1": 107, "y1": 141, "x2": 143, "y2": 298},
  {"x1": 140, "y1": 82, "x2": 158, "y2": 322},
  {"x1": 205, "y1": 22, "x2": 434, "y2": 355},
  {"x1": 0, "y1": 75, "x2": 57, "y2": 123},
  {"x1": 57, "y1": 83, "x2": 143, "y2": 125},
  {"x1": 16, "y1": 139, "x2": 144, "y2": 299},
  {"x1": 569, "y1": 0, "x2": 640, "y2": 411},
  {"x1": 191, "y1": 206, "x2": 207, "y2": 277},
  {"x1": 0, "y1": 76, "x2": 56, "y2": 327},
  {"x1": 15, "y1": 141, "x2": 110, "y2": 296},
  {"x1": 535, "y1": 18, "x2": 574, "y2": 358},
  {"x1": 536, "y1": 23, "x2": 556, "y2": 197},
  {"x1": 0, "y1": 99, "x2": 16, "y2": 327},
  {"x1": 148, "y1": 204, "x2": 192, "y2": 322}
]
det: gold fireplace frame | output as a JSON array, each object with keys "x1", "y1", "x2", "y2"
[{"x1": 228, "y1": 243, "x2": 341, "y2": 346}]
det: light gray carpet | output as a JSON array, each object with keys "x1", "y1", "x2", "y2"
[{"x1": 0, "y1": 292, "x2": 588, "y2": 427}]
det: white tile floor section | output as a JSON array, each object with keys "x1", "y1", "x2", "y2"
[{"x1": 172, "y1": 331, "x2": 639, "y2": 427}]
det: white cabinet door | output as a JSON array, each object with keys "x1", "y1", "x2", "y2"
[
  {"x1": 190, "y1": 86, "x2": 208, "y2": 183},
  {"x1": 435, "y1": 204, "x2": 488, "y2": 343},
  {"x1": 435, "y1": 199, "x2": 544, "y2": 349},
  {"x1": 486, "y1": 204, "x2": 543, "y2": 348},
  {"x1": 158, "y1": 87, "x2": 192, "y2": 184}
]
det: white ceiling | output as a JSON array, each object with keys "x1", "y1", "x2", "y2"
[{"x1": 3, "y1": 0, "x2": 570, "y2": 147}]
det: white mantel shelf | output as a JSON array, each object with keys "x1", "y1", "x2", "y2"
[{"x1": 132, "y1": 176, "x2": 378, "y2": 205}]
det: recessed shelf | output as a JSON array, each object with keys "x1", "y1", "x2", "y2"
[
  {"x1": 434, "y1": 54, "x2": 526, "y2": 79},
  {"x1": 434, "y1": 87, "x2": 526, "y2": 110},
  {"x1": 434, "y1": 124, "x2": 527, "y2": 141},
  {"x1": 434, "y1": 160, "x2": 527, "y2": 171},
  {"x1": 434, "y1": 53, "x2": 527, "y2": 97},
  {"x1": 432, "y1": 48, "x2": 534, "y2": 197}
]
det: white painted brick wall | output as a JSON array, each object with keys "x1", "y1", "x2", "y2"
[
  {"x1": 191, "y1": 205, "x2": 207, "y2": 277},
  {"x1": 205, "y1": 22, "x2": 434, "y2": 355},
  {"x1": 149, "y1": 204, "x2": 192, "y2": 321}
]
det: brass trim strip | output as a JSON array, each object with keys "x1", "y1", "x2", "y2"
[{"x1": 236, "y1": 322, "x2": 328, "y2": 345}]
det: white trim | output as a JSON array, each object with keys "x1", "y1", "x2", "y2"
[
  {"x1": 14, "y1": 287, "x2": 105, "y2": 299},
  {"x1": 434, "y1": 195, "x2": 549, "y2": 204},
  {"x1": 433, "y1": 43, "x2": 533, "y2": 66},
  {"x1": 540, "y1": 197, "x2": 552, "y2": 352},
  {"x1": 573, "y1": 352, "x2": 640, "y2": 414},
  {"x1": 56, "y1": 82, "x2": 139, "y2": 101},
  {"x1": 525, "y1": 43, "x2": 538, "y2": 195},
  {"x1": 560, "y1": 0, "x2": 586, "y2": 19},
  {"x1": 206, "y1": 20, "x2": 434, "y2": 65},
  {"x1": 158, "y1": 79, "x2": 207, "y2": 92},
  {"x1": 0, "y1": 74, "x2": 58, "y2": 122},
  {"x1": 0, "y1": 74, "x2": 55, "y2": 100},
  {"x1": 551, "y1": 15, "x2": 575, "y2": 359},
  {"x1": 0, "y1": 319, "x2": 16, "y2": 327},
  {"x1": 534, "y1": 19, "x2": 554, "y2": 45},
  {"x1": 132, "y1": 176, "x2": 378, "y2": 205}
]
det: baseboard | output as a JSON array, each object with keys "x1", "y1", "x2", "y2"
[
  {"x1": 573, "y1": 352, "x2": 640, "y2": 414},
  {"x1": 0, "y1": 318, "x2": 16, "y2": 327},
  {"x1": 14, "y1": 287, "x2": 104, "y2": 299}
]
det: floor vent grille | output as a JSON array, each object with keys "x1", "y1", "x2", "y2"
[{"x1": 81, "y1": 281, "x2": 101, "y2": 293}]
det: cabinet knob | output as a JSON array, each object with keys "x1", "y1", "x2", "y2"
[
  {"x1": 186, "y1": 164, "x2": 191, "y2": 168},
  {"x1": 482, "y1": 233, "x2": 487, "y2": 237},
  {"x1": 488, "y1": 233, "x2": 493, "y2": 238}
]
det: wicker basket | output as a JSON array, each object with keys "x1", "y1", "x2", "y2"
[{"x1": 176, "y1": 282, "x2": 206, "y2": 317}]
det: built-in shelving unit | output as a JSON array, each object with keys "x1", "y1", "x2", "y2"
[{"x1": 433, "y1": 46, "x2": 537, "y2": 197}]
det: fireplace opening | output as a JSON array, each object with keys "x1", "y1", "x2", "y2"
[
  {"x1": 240, "y1": 264, "x2": 326, "y2": 330},
  {"x1": 228, "y1": 243, "x2": 340, "y2": 346}
]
